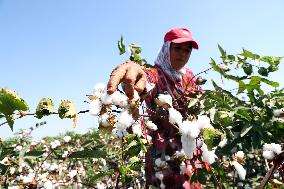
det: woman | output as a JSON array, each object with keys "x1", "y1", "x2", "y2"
[{"x1": 108, "y1": 27, "x2": 202, "y2": 189}]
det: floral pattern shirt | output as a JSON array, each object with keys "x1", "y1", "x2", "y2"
[{"x1": 142, "y1": 65, "x2": 202, "y2": 189}]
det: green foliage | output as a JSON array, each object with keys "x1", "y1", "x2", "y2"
[
  {"x1": 35, "y1": 98, "x2": 54, "y2": 118},
  {"x1": 0, "y1": 88, "x2": 29, "y2": 130},
  {"x1": 203, "y1": 128, "x2": 225, "y2": 150}
]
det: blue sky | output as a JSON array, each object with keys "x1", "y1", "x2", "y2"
[{"x1": 1, "y1": 0, "x2": 284, "y2": 139}]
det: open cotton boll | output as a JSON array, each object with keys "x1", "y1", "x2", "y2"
[
  {"x1": 232, "y1": 161, "x2": 246, "y2": 180},
  {"x1": 100, "y1": 93, "x2": 112, "y2": 105},
  {"x1": 181, "y1": 120, "x2": 200, "y2": 139},
  {"x1": 270, "y1": 143, "x2": 282, "y2": 154},
  {"x1": 99, "y1": 113, "x2": 110, "y2": 127},
  {"x1": 89, "y1": 99, "x2": 102, "y2": 116},
  {"x1": 169, "y1": 108, "x2": 183, "y2": 127},
  {"x1": 235, "y1": 151, "x2": 244, "y2": 159},
  {"x1": 132, "y1": 122, "x2": 142, "y2": 137},
  {"x1": 111, "y1": 91, "x2": 128, "y2": 108},
  {"x1": 263, "y1": 143, "x2": 282, "y2": 155},
  {"x1": 262, "y1": 150, "x2": 275, "y2": 160},
  {"x1": 146, "y1": 120, "x2": 158, "y2": 131},
  {"x1": 156, "y1": 94, "x2": 172, "y2": 107},
  {"x1": 273, "y1": 109, "x2": 283, "y2": 117},
  {"x1": 93, "y1": 83, "x2": 106, "y2": 98},
  {"x1": 197, "y1": 115, "x2": 212, "y2": 129},
  {"x1": 117, "y1": 110, "x2": 133, "y2": 128},
  {"x1": 181, "y1": 135, "x2": 196, "y2": 158},
  {"x1": 201, "y1": 143, "x2": 217, "y2": 164}
]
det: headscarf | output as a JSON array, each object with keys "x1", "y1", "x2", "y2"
[{"x1": 154, "y1": 41, "x2": 186, "y2": 83}]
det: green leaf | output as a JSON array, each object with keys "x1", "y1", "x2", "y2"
[
  {"x1": 118, "y1": 36, "x2": 126, "y2": 55},
  {"x1": 258, "y1": 67, "x2": 268, "y2": 77},
  {"x1": 91, "y1": 170, "x2": 114, "y2": 181},
  {"x1": 237, "y1": 81, "x2": 246, "y2": 94},
  {"x1": 36, "y1": 98, "x2": 54, "y2": 119},
  {"x1": 58, "y1": 100, "x2": 77, "y2": 119},
  {"x1": 260, "y1": 78, "x2": 279, "y2": 88},
  {"x1": 240, "y1": 125, "x2": 252, "y2": 137},
  {"x1": 24, "y1": 150, "x2": 45, "y2": 158},
  {"x1": 242, "y1": 64, "x2": 253, "y2": 75},
  {"x1": 242, "y1": 49, "x2": 255, "y2": 59},
  {"x1": 218, "y1": 44, "x2": 226, "y2": 60},
  {"x1": 0, "y1": 88, "x2": 29, "y2": 130},
  {"x1": 68, "y1": 148, "x2": 107, "y2": 158},
  {"x1": 0, "y1": 88, "x2": 29, "y2": 114},
  {"x1": 235, "y1": 107, "x2": 251, "y2": 121}
]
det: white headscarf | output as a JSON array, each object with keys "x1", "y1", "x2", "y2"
[{"x1": 154, "y1": 41, "x2": 186, "y2": 82}]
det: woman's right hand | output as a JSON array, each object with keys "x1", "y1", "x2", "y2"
[{"x1": 107, "y1": 61, "x2": 147, "y2": 99}]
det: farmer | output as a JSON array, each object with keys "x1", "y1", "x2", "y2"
[{"x1": 107, "y1": 27, "x2": 202, "y2": 189}]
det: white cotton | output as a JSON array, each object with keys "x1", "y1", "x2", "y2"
[
  {"x1": 197, "y1": 115, "x2": 212, "y2": 130},
  {"x1": 63, "y1": 136, "x2": 71, "y2": 143},
  {"x1": 114, "y1": 124, "x2": 128, "y2": 138},
  {"x1": 93, "y1": 83, "x2": 106, "y2": 98},
  {"x1": 146, "y1": 121, "x2": 158, "y2": 131},
  {"x1": 68, "y1": 170, "x2": 77, "y2": 178},
  {"x1": 235, "y1": 151, "x2": 244, "y2": 159},
  {"x1": 181, "y1": 136, "x2": 196, "y2": 158},
  {"x1": 273, "y1": 109, "x2": 283, "y2": 117},
  {"x1": 232, "y1": 161, "x2": 246, "y2": 180},
  {"x1": 169, "y1": 108, "x2": 183, "y2": 127},
  {"x1": 132, "y1": 90, "x2": 140, "y2": 101},
  {"x1": 111, "y1": 91, "x2": 128, "y2": 108},
  {"x1": 201, "y1": 143, "x2": 217, "y2": 164},
  {"x1": 132, "y1": 122, "x2": 142, "y2": 137},
  {"x1": 89, "y1": 99, "x2": 102, "y2": 116},
  {"x1": 96, "y1": 182, "x2": 106, "y2": 189},
  {"x1": 263, "y1": 143, "x2": 282, "y2": 155},
  {"x1": 270, "y1": 143, "x2": 282, "y2": 155},
  {"x1": 155, "y1": 158, "x2": 167, "y2": 168},
  {"x1": 117, "y1": 110, "x2": 133, "y2": 128},
  {"x1": 156, "y1": 93, "x2": 172, "y2": 107},
  {"x1": 180, "y1": 120, "x2": 200, "y2": 139},
  {"x1": 155, "y1": 171, "x2": 164, "y2": 181},
  {"x1": 262, "y1": 150, "x2": 275, "y2": 160},
  {"x1": 180, "y1": 161, "x2": 186, "y2": 174},
  {"x1": 100, "y1": 93, "x2": 113, "y2": 105},
  {"x1": 99, "y1": 113, "x2": 110, "y2": 127},
  {"x1": 218, "y1": 138, "x2": 228, "y2": 148},
  {"x1": 43, "y1": 180, "x2": 53, "y2": 189},
  {"x1": 62, "y1": 151, "x2": 68, "y2": 158},
  {"x1": 15, "y1": 145, "x2": 23, "y2": 151}
]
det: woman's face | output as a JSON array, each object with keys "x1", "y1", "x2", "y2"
[{"x1": 169, "y1": 42, "x2": 192, "y2": 70}]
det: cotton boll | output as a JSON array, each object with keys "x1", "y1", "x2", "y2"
[
  {"x1": 273, "y1": 109, "x2": 283, "y2": 117},
  {"x1": 93, "y1": 83, "x2": 106, "y2": 98},
  {"x1": 232, "y1": 161, "x2": 246, "y2": 180},
  {"x1": 197, "y1": 115, "x2": 212, "y2": 129},
  {"x1": 185, "y1": 121, "x2": 200, "y2": 139},
  {"x1": 156, "y1": 94, "x2": 172, "y2": 107},
  {"x1": 235, "y1": 151, "x2": 244, "y2": 159},
  {"x1": 111, "y1": 91, "x2": 128, "y2": 108},
  {"x1": 146, "y1": 121, "x2": 158, "y2": 131},
  {"x1": 201, "y1": 143, "x2": 217, "y2": 164},
  {"x1": 218, "y1": 138, "x2": 228, "y2": 148},
  {"x1": 99, "y1": 113, "x2": 110, "y2": 127},
  {"x1": 270, "y1": 143, "x2": 282, "y2": 155},
  {"x1": 63, "y1": 136, "x2": 71, "y2": 143},
  {"x1": 101, "y1": 93, "x2": 112, "y2": 105},
  {"x1": 169, "y1": 108, "x2": 183, "y2": 127},
  {"x1": 132, "y1": 90, "x2": 140, "y2": 101},
  {"x1": 262, "y1": 150, "x2": 275, "y2": 160},
  {"x1": 132, "y1": 122, "x2": 142, "y2": 137},
  {"x1": 181, "y1": 136, "x2": 196, "y2": 158},
  {"x1": 89, "y1": 99, "x2": 102, "y2": 116},
  {"x1": 117, "y1": 110, "x2": 133, "y2": 128}
]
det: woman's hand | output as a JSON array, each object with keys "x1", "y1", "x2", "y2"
[{"x1": 107, "y1": 61, "x2": 147, "y2": 99}]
